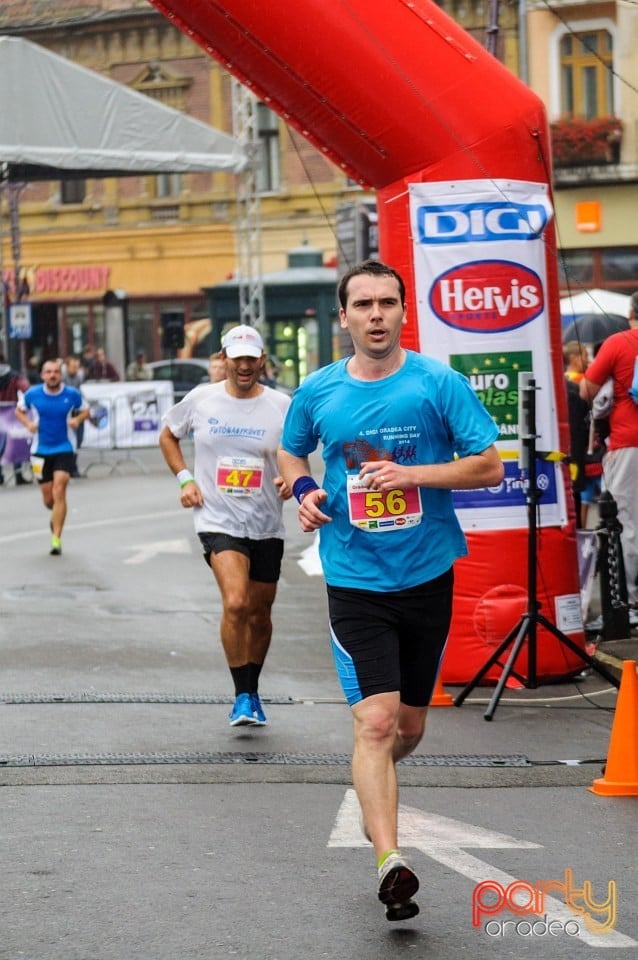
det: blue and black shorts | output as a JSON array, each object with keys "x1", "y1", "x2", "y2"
[{"x1": 327, "y1": 568, "x2": 453, "y2": 707}]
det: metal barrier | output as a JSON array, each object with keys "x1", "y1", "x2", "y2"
[
  {"x1": 595, "y1": 490, "x2": 631, "y2": 640},
  {"x1": 1, "y1": 382, "x2": 174, "y2": 480},
  {"x1": 81, "y1": 381, "x2": 174, "y2": 475}
]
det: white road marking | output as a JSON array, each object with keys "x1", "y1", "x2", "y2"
[
  {"x1": 124, "y1": 538, "x2": 192, "y2": 564},
  {"x1": 298, "y1": 532, "x2": 322, "y2": 576},
  {"x1": 0, "y1": 509, "x2": 177, "y2": 545},
  {"x1": 329, "y1": 789, "x2": 636, "y2": 948}
]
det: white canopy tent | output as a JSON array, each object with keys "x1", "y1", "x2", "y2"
[
  {"x1": 560, "y1": 288, "x2": 631, "y2": 322},
  {"x1": 0, "y1": 34, "x2": 245, "y2": 361},
  {"x1": 0, "y1": 35, "x2": 245, "y2": 180}
]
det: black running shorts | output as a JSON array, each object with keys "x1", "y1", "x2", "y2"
[
  {"x1": 38, "y1": 453, "x2": 75, "y2": 484},
  {"x1": 327, "y1": 568, "x2": 453, "y2": 707},
  {"x1": 198, "y1": 532, "x2": 284, "y2": 583}
]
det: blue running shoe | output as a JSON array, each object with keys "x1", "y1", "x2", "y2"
[
  {"x1": 228, "y1": 692, "x2": 258, "y2": 727},
  {"x1": 251, "y1": 693, "x2": 267, "y2": 725}
]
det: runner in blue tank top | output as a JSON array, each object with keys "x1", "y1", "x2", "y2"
[
  {"x1": 16, "y1": 358, "x2": 89, "y2": 555},
  {"x1": 278, "y1": 260, "x2": 504, "y2": 923}
]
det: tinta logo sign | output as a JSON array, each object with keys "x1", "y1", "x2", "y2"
[
  {"x1": 417, "y1": 202, "x2": 548, "y2": 244},
  {"x1": 430, "y1": 260, "x2": 543, "y2": 333}
]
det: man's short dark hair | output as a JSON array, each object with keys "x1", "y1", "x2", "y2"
[
  {"x1": 630, "y1": 290, "x2": 638, "y2": 318},
  {"x1": 337, "y1": 259, "x2": 406, "y2": 310}
]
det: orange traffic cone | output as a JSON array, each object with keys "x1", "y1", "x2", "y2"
[
  {"x1": 430, "y1": 674, "x2": 455, "y2": 707},
  {"x1": 590, "y1": 660, "x2": 638, "y2": 796}
]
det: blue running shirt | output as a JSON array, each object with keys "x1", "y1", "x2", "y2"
[
  {"x1": 281, "y1": 351, "x2": 499, "y2": 591},
  {"x1": 20, "y1": 384, "x2": 85, "y2": 455}
]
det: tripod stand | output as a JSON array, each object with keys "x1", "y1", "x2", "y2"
[{"x1": 455, "y1": 375, "x2": 620, "y2": 721}]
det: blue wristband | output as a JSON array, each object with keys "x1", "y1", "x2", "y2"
[{"x1": 292, "y1": 476, "x2": 319, "y2": 504}]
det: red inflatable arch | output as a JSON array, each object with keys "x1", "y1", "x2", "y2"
[{"x1": 150, "y1": 0, "x2": 585, "y2": 682}]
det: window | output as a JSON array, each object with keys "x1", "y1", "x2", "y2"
[
  {"x1": 559, "y1": 247, "x2": 638, "y2": 294},
  {"x1": 155, "y1": 173, "x2": 182, "y2": 199},
  {"x1": 560, "y1": 30, "x2": 613, "y2": 118},
  {"x1": 60, "y1": 179, "x2": 86, "y2": 204},
  {"x1": 256, "y1": 102, "x2": 280, "y2": 193},
  {"x1": 601, "y1": 248, "x2": 638, "y2": 283},
  {"x1": 64, "y1": 305, "x2": 89, "y2": 356},
  {"x1": 558, "y1": 250, "x2": 594, "y2": 288},
  {"x1": 127, "y1": 302, "x2": 155, "y2": 361}
]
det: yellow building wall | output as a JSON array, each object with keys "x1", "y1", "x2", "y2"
[
  {"x1": 554, "y1": 184, "x2": 638, "y2": 248},
  {"x1": 2, "y1": 222, "x2": 238, "y2": 303}
]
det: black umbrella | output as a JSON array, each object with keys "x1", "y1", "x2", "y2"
[{"x1": 562, "y1": 313, "x2": 629, "y2": 345}]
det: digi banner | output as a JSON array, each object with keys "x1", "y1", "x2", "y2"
[{"x1": 409, "y1": 179, "x2": 566, "y2": 529}]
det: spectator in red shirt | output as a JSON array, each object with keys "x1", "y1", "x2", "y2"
[
  {"x1": 86, "y1": 347, "x2": 120, "y2": 382},
  {"x1": 580, "y1": 291, "x2": 638, "y2": 624}
]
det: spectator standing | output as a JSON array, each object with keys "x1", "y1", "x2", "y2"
[
  {"x1": 86, "y1": 347, "x2": 120, "y2": 382},
  {"x1": 563, "y1": 340, "x2": 589, "y2": 383},
  {"x1": 208, "y1": 350, "x2": 227, "y2": 383},
  {"x1": 26, "y1": 354, "x2": 41, "y2": 386},
  {"x1": 260, "y1": 356, "x2": 280, "y2": 389},
  {"x1": 15, "y1": 359, "x2": 90, "y2": 555},
  {"x1": 126, "y1": 350, "x2": 153, "y2": 381},
  {"x1": 563, "y1": 341, "x2": 590, "y2": 527},
  {"x1": 277, "y1": 260, "x2": 503, "y2": 922},
  {"x1": 580, "y1": 290, "x2": 638, "y2": 625},
  {"x1": 80, "y1": 345, "x2": 96, "y2": 380},
  {"x1": 0, "y1": 356, "x2": 31, "y2": 486},
  {"x1": 159, "y1": 324, "x2": 292, "y2": 727},
  {"x1": 62, "y1": 355, "x2": 85, "y2": 478}
]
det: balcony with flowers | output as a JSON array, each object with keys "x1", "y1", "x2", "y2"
[
  {"x1": 550, "y1": 116, "x2": 623, "y2": 169},
  {"x1": 550, "y1": 117, "x2": 623, "y2": 167}
]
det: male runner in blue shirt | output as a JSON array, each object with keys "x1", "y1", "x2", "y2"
[
  {"x1": 278, "y1": 260, "x2": 503, "y2": 923},
  {"x1": 16, "y1": 358, "x2": 89, "y2": 555}
]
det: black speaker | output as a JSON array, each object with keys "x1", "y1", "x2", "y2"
[
  {"x1": 161, "y1": 312, "x2": 185, "y2": 351},
  {"x1": 517, "y1": 371, "x2": 534, "y2": 472}
]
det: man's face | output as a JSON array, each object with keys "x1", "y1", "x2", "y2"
[
  {"x1": 66, "y1": 358, "x2": 80, "y2": 375},
  {"x1": 339, "y1": 274, "x2": 406, "y2": 360},
  {"x1": 41, "y1": 362, "x2": 63, "y2": 390},
  {"x1": 224, "y1": 353, "x2": 264, "y2": 394}
]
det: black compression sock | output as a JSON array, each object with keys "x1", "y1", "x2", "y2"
[
  {"x1": 247, "y1": 661, "x2": 263, "y2": 693},
  {"x1": 230, "y1": 664, "x2": 251, "y2": 696}
]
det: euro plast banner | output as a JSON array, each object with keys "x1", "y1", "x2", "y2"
[{"x1": 409, "y1": 179, "x2": 567, "y2": 530}]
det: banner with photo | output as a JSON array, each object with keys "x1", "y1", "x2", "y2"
[{"x1": 81, "y1": 381, "x2": 174, "y2": 449}]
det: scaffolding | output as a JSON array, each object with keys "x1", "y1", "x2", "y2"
[{"x1": 230, "y1": 80, "x2": 265, "y2": 333}]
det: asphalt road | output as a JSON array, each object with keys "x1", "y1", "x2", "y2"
[{"x1": 1, "y1": 446, "x2": 636, "y2": 958}]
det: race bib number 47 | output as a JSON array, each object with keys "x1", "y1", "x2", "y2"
[
  {"x1": 347, "y1": 473, "x2": 422, "y2": 532},
  {"x1": 216, "y1": 456, "x2": 264, "y2": 495}
]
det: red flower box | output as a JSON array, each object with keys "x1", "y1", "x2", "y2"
[{"x1": 550, "y1": 117, "x2": 623, "y2": 167}]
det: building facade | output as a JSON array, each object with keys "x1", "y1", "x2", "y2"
[
  {"x1": 0, "y1": 0, "x2": 370, "y2": 379},
  {"x1": 526, "y1": 0, "x2": 638, "y2": 295}
]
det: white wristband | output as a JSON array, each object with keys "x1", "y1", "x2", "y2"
[{"x1": 177, "y1": 469, "x2": 194, "y2": 488}]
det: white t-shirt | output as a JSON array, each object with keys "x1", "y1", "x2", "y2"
[{"x1": 163, "y1": 382, "x2": 291, "y2": 539}]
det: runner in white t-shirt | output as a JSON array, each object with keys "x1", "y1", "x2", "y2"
[{"x1": 160, "y1": 324, "x2": 291, "y2": 727}]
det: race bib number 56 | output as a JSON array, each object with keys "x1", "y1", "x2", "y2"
[{"x1": 347, "y1": 473, "x2": 422, "y2": 532}]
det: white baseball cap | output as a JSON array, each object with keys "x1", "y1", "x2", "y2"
[{"x1": 221, "y1": 324, "x2": 264, "y2": 359}]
